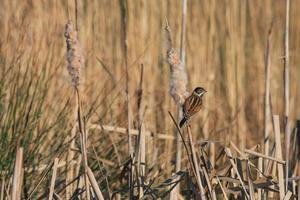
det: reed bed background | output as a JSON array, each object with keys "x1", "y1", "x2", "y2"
[{"x1": 0, "y1": 0, "x2": 300, "y2": 199}]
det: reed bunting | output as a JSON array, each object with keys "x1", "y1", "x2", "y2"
[{"x1": 179, "y1": 87, "x2": 207, "y2": 128}]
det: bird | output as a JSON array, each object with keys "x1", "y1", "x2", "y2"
[{"x1": 179, "y1": 87, "x2": 207, "y2": 128}]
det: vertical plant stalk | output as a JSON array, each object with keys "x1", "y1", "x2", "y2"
[
  {"x1": 119, "y1": 0, "x2": 132, "y2": 157},
  {"x1": 0, "y1": 176, "x2": 5, "y2": 200},
  {"x1": 178, "y1": 0, "x2": 187, "y2": 172},
  {"x1": 168, "y1": 112, "x2": 205, "y2": 198},
  {"x1": 119, "y1": 0, "x2": 133, "y2": 198},
  {"x1": 86, "y1": 166, "x2": 105, "y2": 200},
  {"x1": 172, "y1": 1, "x2": 187, "y2": 199},
  {"x1": 76, "y1": 88, "x2": 91, "y2": 200},
  {"x1": 165, "y1": 19, "x2": 188, "y2": 199},
  {"x1": 284, "y1": 0, "x2": 290, "y2": 191},
  {"x1": 48, "y1": 158, "x2": 59, "y2": 200},
  {"x1": 137, "y1": 64, "x2": 145, "y2": 198},
  {"x1": 187, "y1": 125, "x2": 206, "y2": 200},
  {"x1": 12, "y1": 147, "x2": 23, "y2": 200},
  {"x1": 273, "y1": 115, "x2": 285, "y2": 199},
  {"x1": 284, "y1": 0, "x2": 290, "y2": 121},
  {"x1": 65, "y1": 20, "x2": 90, "y2": 200},
  {"x1": 65, "y1": 3, "x2": 76, "y2": 196},
  {"x1": 264, "y1": 25, "x2": 272, "y2": 160}
]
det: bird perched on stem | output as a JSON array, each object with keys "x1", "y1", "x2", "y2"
[{"x1": 179, "y1": 87, "x2": 207, "y2": 128}]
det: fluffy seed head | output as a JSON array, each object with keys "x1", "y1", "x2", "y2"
[
  {"x1": 165, "y1": 24, "x2": 188, "y2": 105},
  {"x1": 64, "y1": 20, "x2": 84, "y2": 88}
]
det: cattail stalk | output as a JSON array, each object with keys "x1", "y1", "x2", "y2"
[
  {"x1": 165, "y1": 18, "x2": 188, "y2": 199},
  {"x1": 65, "y1": 20, "x2": 90, "y2": 200}
]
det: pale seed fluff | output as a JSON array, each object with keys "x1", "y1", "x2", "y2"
[
  {"x1": 64, "y1": 20, "x2": 84, "y2": 88},
  {"x1": 165, "y1": 24, "x2": 188, "y2": 105}
]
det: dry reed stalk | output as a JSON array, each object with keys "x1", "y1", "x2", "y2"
[
  {"x1": 284, "y1": 0, "x2": 290, "y2": 122},
  {"x1": 11, "y1": 147, "x2": 23, "y2": 200},
  {"x1": 119, "y1": 0, "x2": 132, "y2": 156},
  {"x1": 119, "y1": 1, "x2": 134, "y2": 197},
  {"x1": 0, "y1": 177, "x2": 4, "y2": 200},
  {"x1": 86, "y1": 166, "x2": 105, "y2": 200},
  {"x1": 66, "y1": 112, "x2": 77, "y2": 199},
  {"x1": 264, "y1": 24, "x2": 272, "y2": 159},
  {"x1": 283, "y1": 190, "x2": 292, "y2": 200},
  {"x1": 168, "y1": 112, "x2": 204, "y2": 198},
  {"x1": 273, "y1": 115, "x2": 285, "y2": 199},
  {"x1": 216, "y1": 176, "x2": 228, "y2": 200},
  {"x1": 246, "y1": 161, "x2": 255, "y2": 200},
  {"x1": 48, "y1": 158, "x2": 59, "y2": 200},
  {"x1": 224, "y1": 147, "x2": 249, "y2": 199},
  {"x1": 284, "y1": 0, "x2": 291, "y2": 191},
  {"x1": 26, "y1": 159, "x2": 57, "y2": 199},
  {"x1": 285, "y1": 121, "x2": 291, "y2": 190},
  {"x1": 138, "y1": 123, "x2": 146, "y2": 198},
  {"x1": 136, "y1": 64, "x2": 145, "y2": 197},
  {"x1": 297, "y1": 179, "x2": 300, "y2": 200},
  {"x1": 89, "y1": 124, "x2": 175, "y2": 140},
  {"x1": 186, "y1": 125, "x2": 206, "y2": 200},
  {"x1": 257, "y1": 157, "x2": 263, "y2": 200},
  {"x1": 244, "y1": 149, "x2": 285, "y2": 164},
  {"x1": 202, "y1": 166, "x2": 216, "y2": 200}
]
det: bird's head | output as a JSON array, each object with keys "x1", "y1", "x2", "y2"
[{"x1": 193, "y1": 87, "x2": 207, "y2": 97}]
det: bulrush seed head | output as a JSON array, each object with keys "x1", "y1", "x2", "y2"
[
  {"x1": 64, "y1": 20, "x2": 84, "y2": 88},
  {"x1": 165, "y1": 24, "x2": 188, "y2": 105}
]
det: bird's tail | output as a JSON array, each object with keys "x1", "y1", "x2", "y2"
[{"x1": 179, "y1": 117, "x2": 187, "y2": 128}]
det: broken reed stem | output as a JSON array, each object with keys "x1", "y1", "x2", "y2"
[
  {"x1": 86, "y1": 167, "x2": 105, "y2": 200},
  {"x1": 12, "y1": 147, "x2": 23, "y2": 200},
  {"x1": 244, "y1": 149, "x2": 285, "y2": 164},
  {"x1": 273, "y1": 115, "x2": 285, "y2": 199},
  {"x1": 284, "y1": 0, "x2": 290, "y2": 191},
  {"x1": 224, "y1": 147, "x2": 250, "y2": 199},
  {"x1": 48, "y1": 158, "x2": 59, "y2": 200}
]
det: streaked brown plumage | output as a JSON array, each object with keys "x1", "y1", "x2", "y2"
[{"x1": 179, "y1": 87, "x2": 207, "y2": 127}]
